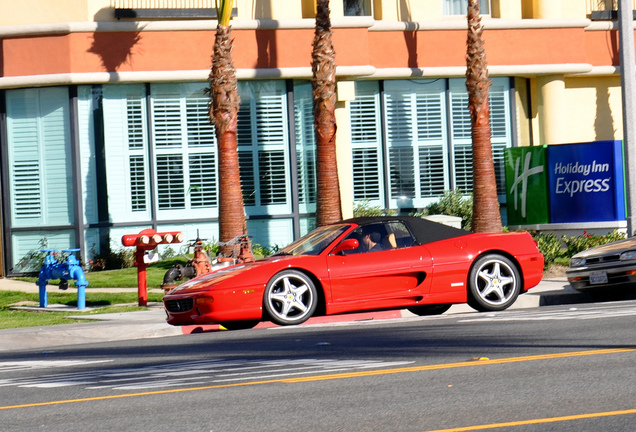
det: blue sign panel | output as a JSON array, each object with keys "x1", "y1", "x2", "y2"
[{"x1": 547, "y1": 140, "x2": 625, "y2": 223}]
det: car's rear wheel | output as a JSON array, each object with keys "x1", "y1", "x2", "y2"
[
  {"x1": 407, "y1": 304, "x2": 452, "y2": 316},
  {"x1": 220, "y1": 320, "x2": 260, "y2": 331},
  {"x1": 468, "y1": 254, "x2": 520, "y2": 312},
  {"x1": 264, "y1": 270, "x2": 318, "y2": 326}
]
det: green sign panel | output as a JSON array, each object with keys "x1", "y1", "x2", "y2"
[{"x1": 504, "y1": 146, "x2": 550, "y2": 225}]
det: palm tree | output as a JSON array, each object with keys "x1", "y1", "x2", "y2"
[
  {"x1": 209, "y1": 0, "x2": 246, "y2": 256},
  {"x1": 312, "y1": 0, "x2": 343, "y2": 227},
  {"x1": 466, "y1": 0, "x2": 502, "y2": 233}
]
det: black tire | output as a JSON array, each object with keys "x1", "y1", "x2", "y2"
[
  {"x1": 264, "y1": 270, "x2": 318, "y2": 326},
  {"x1": 468, "y1": 254, "x2": 521, "y2": 312},
  {"x1": 407, "y1": 304, "x2": 452, "y2": 316},
  {"x1": 220, "y1": 320, "x2": 260, "y2": 331}
]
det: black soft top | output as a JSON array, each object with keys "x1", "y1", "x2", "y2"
[{"x1": 342, "y1": 216, "x2": 470, "y2": 245}]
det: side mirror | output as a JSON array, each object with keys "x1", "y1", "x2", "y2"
[{"x1": 331, "y1": 238, "x2": 359, "y2": 255}]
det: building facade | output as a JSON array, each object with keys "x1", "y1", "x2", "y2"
[{"x1": 0, "y1": 0, "x2": 630, "y2": 275}]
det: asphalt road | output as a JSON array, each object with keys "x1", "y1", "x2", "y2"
[{"x1": 2, "y1": 300, "x2": 636, "y2": 431}]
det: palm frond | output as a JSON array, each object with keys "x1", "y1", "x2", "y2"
[{"x1": 215, "y1": 0, "x2": 234, "y2": 26}]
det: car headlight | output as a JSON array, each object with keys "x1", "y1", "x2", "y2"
[
  {"x1": 569, "y1": 257, "x2": 586, "y2": 267},
  {"x1": 620, "y1": 251, "x2": 636, "y2": 261}
]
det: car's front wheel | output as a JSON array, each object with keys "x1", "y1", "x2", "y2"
[
  {"x1": 264, "y1": 270, "x2": 318, "y2": 326},
  {"x1": 468, "y1": 254, "x2": 521, "y2": 312}
]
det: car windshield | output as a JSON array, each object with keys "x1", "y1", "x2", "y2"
[{"x1": 276, "y1": 224, "x2": 350, "y2": 256}]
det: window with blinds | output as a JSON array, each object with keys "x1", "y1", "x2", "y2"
[
  {"x1": 150, "y1": 84, "x2": 217, "y2": 218},
  {"x1": 350, "y1": 78, "x2": 512, "y2": 210},
  {"x1": 237, "y1": 81, "x2": 291, "y2": 214},
  {"x1": 350, "y1": 81, "x2": 383, "y2": 204},
  {"x1": 383, "y1": 79, "x2": 449, "y2": 207},
  {"x1": 449, "y1": 78, "x2": 510, "y2": 197}
]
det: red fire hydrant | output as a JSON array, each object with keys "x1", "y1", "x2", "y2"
[{"x1": 121, "y1": 229, "x2": 183, "y2": 306}]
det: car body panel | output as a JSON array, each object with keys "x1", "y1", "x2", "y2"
[
  {"x1": 163, "y1": 217, "x2": 544, "y2": 326},
  {"x1": 566, "y1": 237, "x2": 636, "y2": 291}
]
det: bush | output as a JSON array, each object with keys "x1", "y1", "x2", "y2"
[
  {"x1": 424, "y1": 190, "x2": 473, "y2": 231},
  {"x1": 532, "y1": 230, "x2": 626, "y2": 270},
  {"x1": 562, "y1": 230, "x2": 625, "y2": 257},
  {"x1": 353, "y1": 200, "x2": 396, "y2": 217},
  {"x1": 533, "y1": 232, "x2": 562, "y2": 269}
]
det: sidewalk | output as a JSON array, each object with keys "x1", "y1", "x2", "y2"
[{"x1": 0, "y1": 277, "x2": 584, "y2": 352}]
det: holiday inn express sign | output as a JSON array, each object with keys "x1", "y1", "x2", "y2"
[{"x1": 505, "y1": 141, "x2": 625, "y2": 225}]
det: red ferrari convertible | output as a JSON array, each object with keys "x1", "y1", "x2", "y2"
[{"x1": 163, "y1": 216, "x2": 544, "y2": 329}]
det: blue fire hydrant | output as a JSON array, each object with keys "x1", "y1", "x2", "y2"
[{"x1": 37, "y1": 249, "x2": 88, "y2": 309}]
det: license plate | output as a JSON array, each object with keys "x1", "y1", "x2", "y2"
[{"x1": 589, "y1": 271, "x2": 608, "y2": 285}]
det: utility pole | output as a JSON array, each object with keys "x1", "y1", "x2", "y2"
[{"x1": 619, "y1": 0, "x2": 636, "y2": 236}]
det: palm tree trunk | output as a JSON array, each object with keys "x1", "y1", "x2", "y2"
[
  {"x1": 466, "y1": 0, "x2": 502, "y2": 233},
  {"x1": 312, "y1": 0, "x2": 343, "y2": 227},
  {"x1": 209, "y1": 22, "x2": 246, "y2": 256}
]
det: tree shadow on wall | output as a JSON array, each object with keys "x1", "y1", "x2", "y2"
[
  {"x1": 594, "y1": 29, "x2": 618, "y2": 141},
  {"x1": 88, "y1": 11, "x2": 144, "y2": 76}
]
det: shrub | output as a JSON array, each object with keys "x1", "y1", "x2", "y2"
[
  {"x1": 532, "y1": 230, "x2": 626, "y2": 270},
  {"x1": 532, "y1": 232, "x2": 562, "y2": 269},
  {"x1": 424, "y1": 190, "x2": 473, "y2": 231},
  {"x1": 562, "y1": 230, "x2": 625, "y2": 257},
  {"x1": 353, "y1": 200, "x2": 396, "y2": 217}
]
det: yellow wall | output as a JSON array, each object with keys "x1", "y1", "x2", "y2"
[
  {"x1": 0, "y1": 0, "x2": 93, "y2": 25},
  {"x1": 0, "y1": 0, "x2": 594, "y2": 25},
  {"x1": 237, "y1": 0, "x2": 302, "y2": 20},
  {"x1": 563, "y1": 76, "x2": 624, "y2": 143},
  {"x1": 492, "y1": 0, "x2": 522, "y2": 19}
]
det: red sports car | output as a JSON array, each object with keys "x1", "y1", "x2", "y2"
[{"x1": 163, "y1": 216, "x2": 544, "y2": 330}]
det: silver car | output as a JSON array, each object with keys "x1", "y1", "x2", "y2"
[{"x1": 566, "y1": 237, "x2": 636, "y2": 291}]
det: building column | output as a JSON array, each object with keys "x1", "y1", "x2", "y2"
[
  {"x1": 537, "y1": 74, "x2": 568, "y2": 145},
  {"x1": 335, "y1": 81, "x2": 356, "y2": 219}
]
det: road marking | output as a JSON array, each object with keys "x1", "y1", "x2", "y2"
[
  {"x1": 1, "y1": 347, "x2": 634, "y2": 410},
  {"x1": 422, "y1": 408, "x2": 636, "y2": 431},
  {"x1": 458, "y1": 303, "x2": 636, "y2": 323},
  {"x1": 0, "y1": 360, "x2": 112, "y2": 373},
  {"x1": 0, "y1": 358, "x2": 412, "y2": 390}
]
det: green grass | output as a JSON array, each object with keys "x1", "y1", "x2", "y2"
[
  {"x1": 19, "y1": 257, "x2": 189, "y2": 288},
  {"x1": 0, "y1": 290, "x2": 165, "y2": 329}
]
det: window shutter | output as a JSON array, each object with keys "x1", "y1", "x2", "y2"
[
  {"x1": 186, "y1": 95, "x2": 216, "y2": 147},
  {"x1": 127, "y1": 97, "x2": 145, "y2": 149},
  {"x1": 259, "y1": 150, "x2": 287, "y2": 205},
  {"x1": 6, "y1": 88, "x2": 73, "y2": 227},
  {"x1": 189, "y1": 153, "x2": 217, "y2": 207},
  {"x1": 350, "y1": 82, "x2": 383, "y2": 203},
  {"x1": 102, "y1": 84, "x2": 151, "y2": 223},
  {"x1": 129, "y1": 155, "x2": 147, "y2": 211},
  {"x1": 153, "y1": 92, "x2": 182, "y2": 148},
  {"x1": 156, "y1": 154, "x2": 185, "y2": 210},
  {"x1": 453, "y1": 144, "x2": 473, "y2": 193},
  {"x1": 385, "y1": 90, "x2": 415, "y2": 200},
  {"x1": 414, "y1": 87, "x2": 447, "y2": 199},
  {"x1": 352, "y1": 148, "x2": 381, "y2": 200},
  {"x1": 389, "y1": 146, "x2": 416, "y2": 198},
  {"x1": 238, "y1": 151, "x2": 256, "y2": 206},
  {"x1": 419, "y1": 146, "x2": 446, "y2": 197}
]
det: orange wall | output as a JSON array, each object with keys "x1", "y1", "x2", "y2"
[{"x1": 0, "y1": 27, "x2": 627, "y2": 77}]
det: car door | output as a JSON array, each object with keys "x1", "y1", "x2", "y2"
[{"x1": 325, "y1": 222, "x2": 433, "y2": 305}]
